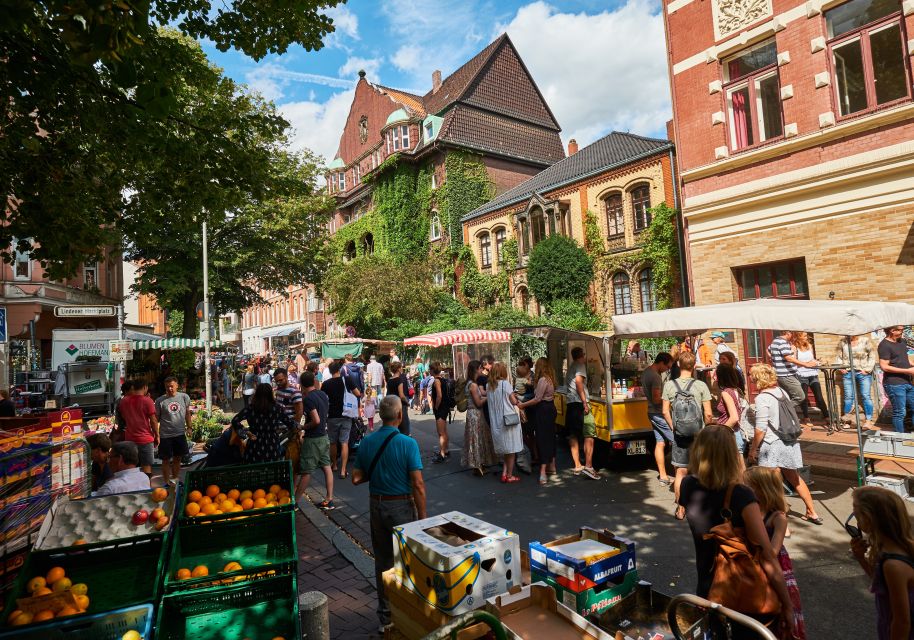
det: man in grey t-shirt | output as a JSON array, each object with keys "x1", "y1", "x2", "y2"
[
  {"x1": 564, "y1": 347, "x2": 598, "y2": 480},
  {"x1": 154, "y1": 376, "x2": 191, "y2": 485},
  {"x1": 642, "y1": 353, "x2": 673, "y2": 486}
]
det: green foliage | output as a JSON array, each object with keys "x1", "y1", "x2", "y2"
[
  {"x1": 527, "y1": 235, "x2": 594, "y2": 309},
  {"x1": 371, "y1": 162, "x2": 432, "y2": 262},
  {"x1": 191, "y1": 408, "x2": 229, "y2": 442},
  {"x1": 641, "y1": 203, "x2": 681, "y2": 310},
  {"x1": 544, "y1": 299, "x2": 605, "y2": 332},
  {"x1": 166, "y1": 310, "x2": 185, "y2": 338},
  {"x1": 457, "y1": 246, "x2": 509, "y2": 308},
  {"x1": 583, "y1": 210, "x2": 604, "y2": 254},
  {"x1": 0, "y1": 1, "x2": 342, "y2": 279},
  {"x1": 437, "y1": 152, "x2": 495, "y2": 247},
  {"x1": 168, "y1": 348, "x2": 197, "y2": 380},
  {"x1": 501, "y1": 238, "x2": 519, "y2": 271}
]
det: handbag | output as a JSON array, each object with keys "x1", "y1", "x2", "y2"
[
  {"x1": 342, "y1": 376, "x2": 360, "y2": 419},
  {"x1": 502, "y1": 385, "x2": 520, "y2": 427},
  {"x1": 704, "y1": 485, "x2": 781, "y2": 617}
]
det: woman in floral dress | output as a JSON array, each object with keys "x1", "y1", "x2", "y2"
[
  {"x1": 231, "y1": 383, "x2": 298, "y2": 463},
  {"x1": 461, "y1": 360, "x2": 498, "y2": 476}
]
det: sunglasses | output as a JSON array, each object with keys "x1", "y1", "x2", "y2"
[{"x1": 844, "y1": 513, "x2": 861, "y2": 539}]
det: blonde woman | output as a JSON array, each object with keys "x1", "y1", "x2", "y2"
[
  {"x1": 678, "y1": 425, "x2": 795, "y2": 635},
  {"x1": 791, "y1": 332, "x2": 829, "y2": 427},
  {"x1": 518, "y1": 357, "x2": 558, "y2": 485},
  {"x1": 748, "y1": 364, "x2": 822, "y2": 525},
  {"x1": 487, "y1": 362, "x2": 524, "y2": 483}
]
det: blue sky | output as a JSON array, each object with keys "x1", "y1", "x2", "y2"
[{"x1": 202, "y1": 0, "x2": 671, "y2": 163}]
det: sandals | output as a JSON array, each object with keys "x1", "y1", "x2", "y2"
[
  {"x1": 801, "y1": 514, "x2": 824, "y2": 525},
  {"x1": 539, "y1": 476, "x2": 548, "y2": 486},
  {"x1": 501, "y1": 474, "x2": 520, "y2": 484},
  {"x1": 675, "y1": 506, "x2": 686, "y2": 520}
]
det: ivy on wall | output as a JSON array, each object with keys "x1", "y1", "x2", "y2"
[
  {"x1": 437, "y1": 151, "x2": 495, "y2": 248},
  {"x1": 457, "y1": 244, "x2": 509, "y2": 307},
  {"x1": 583, "y1": 209, "x2": 604, "y2": 254}
]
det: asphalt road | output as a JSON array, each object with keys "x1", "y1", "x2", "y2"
[{"x1": 311, "y1": 410, "x2": 881, "y2": 639}]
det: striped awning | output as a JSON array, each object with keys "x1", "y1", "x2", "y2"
[
  {"x1": 403, "y1": 330, "x2": 512, "y2": 348},
  {"x1": 133, "y1": 338, "x2": 224, "y2": 350}
]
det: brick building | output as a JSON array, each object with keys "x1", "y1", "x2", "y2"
[
  {"x1": 462, "y1": 132, "x2": 678, "y2": 322},
  {"x1": 664, "y1": 0, "x2": 914, "y2": 365},
  {"x1": 240, "y1": 33, "x2": 566, "y2": 352}
]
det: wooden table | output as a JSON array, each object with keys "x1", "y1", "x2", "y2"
[{"x1": 847, "y1": 448, "x2": 914, "y2": 478}]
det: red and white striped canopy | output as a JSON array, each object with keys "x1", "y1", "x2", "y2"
[{"x1": 403, "y1": 329, "x2": 512, "y2": 347}]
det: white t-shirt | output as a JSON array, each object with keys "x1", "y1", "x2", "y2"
[{"x1": 754, "y1": 386, "x2": 786, "y2": 445}]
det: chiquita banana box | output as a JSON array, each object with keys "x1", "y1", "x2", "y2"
[{"x1": 392, "y1": 511, "x2": 521, "y2": 616}]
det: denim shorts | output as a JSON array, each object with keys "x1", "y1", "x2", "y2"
[
  {"x1": 649, "y1": 413, "x2": 673, "y2": 444},
  {"x1": 327, "y1": 417, "x2": 352, "y2": 445}
]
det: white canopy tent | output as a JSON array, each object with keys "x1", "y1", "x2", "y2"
[{"x1": 611, "y1": 299, "x2": 914, "y2": 484}]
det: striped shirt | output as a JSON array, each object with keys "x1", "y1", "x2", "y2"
[
  {"x1": 274, "y1": 385, "x2": 303, "y2": 418},
  {"x1": 767, "y1": 337, "x2": 797, "y2": 377}
]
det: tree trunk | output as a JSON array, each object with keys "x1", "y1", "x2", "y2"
[{"x1": 182, "y1": 292, "x2": 199, "y2": 338}]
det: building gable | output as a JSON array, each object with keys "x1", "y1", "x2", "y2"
[{"x1": 335, "y1": 78, "x2": 418, "y2": 165}]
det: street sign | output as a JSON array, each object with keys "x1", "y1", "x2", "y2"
[
  {"x1": 54, "y1": 306, "x2": 116, "y2": 318},
  {"x1": 108, "y1": 340, "x2": 134, "y2": 362},
  {"x1": 0, "y1": 307, "x2": 7, "y2": 342},
  {"x1": 195, "y1": 301, "x2": 217, "y2": 321}
]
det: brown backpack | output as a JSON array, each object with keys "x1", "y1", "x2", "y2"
[{"x1": 703, "y1": 485, "x2": 781, "y2": 617}]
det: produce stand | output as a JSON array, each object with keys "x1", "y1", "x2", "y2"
[
  {"x1": 504, "y1": 326, "x2": 654, "y2": 460},
  {"x1": 612, "y1": 299, "x2": 914, "y2": 486},
  {"x1": 177, "y1": 460, "x2": 294, "y2": 525},
  {"x1": 292, "y1": 337, "x2": 397, "y2": 361}
]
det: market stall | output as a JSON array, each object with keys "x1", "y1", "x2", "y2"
[
  {"x1": 504, "y1": 326, "x2": 654, "y2": 459},
  {"x1": 611, "y1": 298, "x2": 914, "y2": 485},
  {"x1": 292, "y1": 337, "x2": 397, "y2": 361},
  {"x1": 403, "y1": 330, "x2": 511, "y2": 380}
]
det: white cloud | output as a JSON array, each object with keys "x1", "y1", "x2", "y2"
[
  {"x1": 338, "y1": 56, "x2": 382, "y2": 79},
  {"x1": 279, "y1": 89, "x2": 355, "y2": 162},
  {"x1": 497, "y1": 0, "x2": 671, "y2": 145},
  {"x1": 243, "y1": 61, "x2": 355, "y2": 102},
  {"x1": 391, "y1": 45, "x2": 422, "y2": 73},
  {"x1": 325, "y1": 5, "x2": 360, "y2": 40}
]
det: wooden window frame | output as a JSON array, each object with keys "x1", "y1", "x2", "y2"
[
  {"x1": 612, "y1": 272, "x2": 633, "y2": 315},
  {"x1": 604, "y1": 193, "x2": 624, "y2": 238},
  {"x1": 479, "y1": 233, "x2": 492, "y2": 268},
  {"x1": 638, "y1": 268, "x2": 657, "y2": 312},
  {"x1": 494, "y1": 227, "x2": 506, "y2": 263},
  {"x1": 631, "y1": 185, "x2": 652, "y2": 232},
  {"x1": 722, "y1": 41, "x2": 784, "y2": 152},
  {"x1": 735, "y1": 259, "x2": 809, "y2": 300}
]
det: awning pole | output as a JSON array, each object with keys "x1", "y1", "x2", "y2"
[
  {"x1": 847, "y1": 334, "x2": 865, "y2": 486},
  {"x1": 203, "y1": 220, "x2": 212, "y2": 414}
]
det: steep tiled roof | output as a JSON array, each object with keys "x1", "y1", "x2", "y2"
[
  {"x1": 439, "y1": 105, "x2": 566, "y2": 166},
  {"x1": 422, "y1": 35, "x2": 506, "y2": 116},
  {"x1": 376, "y1": 85, "x2": 427, "y2": 118},
  {"x1": 462, "y1": 132, "x2": 673, "y2": 221}
]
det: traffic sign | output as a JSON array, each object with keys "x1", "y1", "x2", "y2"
[
  {"x1": 109, "y1": 340, "x2": 134, "y2": 362},
  {"x1": 195, "y1": 301, "x2": 217, "y2": 321},
  {"x1": 0, "y1": 307, "x2": 6, "y2": 342},
  {"x1": 54, "y1": 306, "x2": 116, "y2": 318}
]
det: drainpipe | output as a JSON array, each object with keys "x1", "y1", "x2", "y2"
[{"x1": 669, "y1": 149, "x2": 690, "y2": 307}]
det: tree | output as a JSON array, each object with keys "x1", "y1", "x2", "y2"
[
  {"x1": 0, "y1": 0, "x2": 343, "y2": 278},
  {"x1": 527, "y1": 235, "x2": 594, "y2": 309},
  {"x1": 543, "y1": 299, "x2": 605, "y2": 331}
]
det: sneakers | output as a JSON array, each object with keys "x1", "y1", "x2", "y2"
[
  {"x1": 432, "y1": 452, "x2": 447, "y2": 464},
  {"x1": 581, "y1": 467, "x2": 600, "y2": 480},
  {"x1": 317, "y1": 500, "x2": 335, "y2": 511}
]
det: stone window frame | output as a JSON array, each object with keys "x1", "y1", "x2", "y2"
[
  {"x1": 629, "y1": 183, "x2": 653, "y2": 232},
  {"x1": 721, "y1": 39, "x2": 784, "y2": 152},
  {"x1": 478, "y1": 231, "x2": 492, "y2": 269},
  {"x1": 493, "y1": 226, "x2": 507, "y2": 264},
  {"x1": 612, "y1": 271, "x2": 633, "y2": 315}
]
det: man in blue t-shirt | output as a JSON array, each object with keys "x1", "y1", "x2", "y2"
[{"x1": 352, "y1": 396, "x2": 426, "y2": 633}]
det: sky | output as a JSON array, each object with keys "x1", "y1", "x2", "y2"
[{"x1": 202, "y1": 0, "x2": 672, "y2": 164}]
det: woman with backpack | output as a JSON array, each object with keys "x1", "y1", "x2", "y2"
[
  {"x1": 748, "y1": 363, "x2": 823, "y2": 525},
  {"x1": 460, "y1": 360, "x2": 498, "y2": 476},
  {"x1": 429, "y1": 362, "x2": 450, "y2": 464}
]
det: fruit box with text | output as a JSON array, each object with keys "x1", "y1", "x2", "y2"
[
  {"x1": 531, "y1": 568, "x2": 640, "y2": 619},
  {"x1": 529, "y1": 528, "x2": 636, "y2": 592},
  {"x1": 392, "y1": 511, "x2": 521, "y2": 616}
]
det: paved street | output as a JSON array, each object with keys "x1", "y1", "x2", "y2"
[{"x1": 301, "y1": 410, "x2": 883, "y2": 639}]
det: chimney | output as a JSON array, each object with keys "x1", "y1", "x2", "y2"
[
  {"x1": 432, "y1": 70, "x2": 442, "y2": 94},
  {"x1": 666, "y1": 119, "x2": 675, "y2": 143},
  {"x1": 567, "y1": 139, "x2": 578, "y2": 156}
]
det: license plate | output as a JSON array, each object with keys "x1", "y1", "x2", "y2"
[{"x1": 626, "y1": 440, "x2": 647, "y2": 455}]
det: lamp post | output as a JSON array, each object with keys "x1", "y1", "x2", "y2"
[{"x1": 203, "y1": 220, "x2": 212, "y2": 413}]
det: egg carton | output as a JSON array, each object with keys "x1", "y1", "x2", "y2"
[{"x1": 33, "y1": 487, "x2": 176, "y2": 550}]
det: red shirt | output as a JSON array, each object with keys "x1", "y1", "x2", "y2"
[{"x1": 120, "y1": 394, "x2": 156, "y2": 444}]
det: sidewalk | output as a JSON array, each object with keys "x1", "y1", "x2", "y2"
[{"x1": 295, "y1": 501, "x2": 380, "y2": 639}]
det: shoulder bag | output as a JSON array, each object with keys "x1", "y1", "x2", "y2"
[
  {"x1": 704, "y1": 484, "x2": 781, "y2": 617},
  {"x1": 342, "y1": 375, "x2": 360, "y2": 419},
  {"x1": 501, "y1": 383, "x2": 520, "y2": 427},
  {"x1": 366, "y1": 431, "x2": 399, "y2": 482}
]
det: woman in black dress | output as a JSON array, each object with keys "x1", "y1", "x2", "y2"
[
  {"x1": 231, "y1": 383, "x2": 297, "y2": 463},
  {"x1": 386, "y1": 361, "x2": 411, "y2": 436}
]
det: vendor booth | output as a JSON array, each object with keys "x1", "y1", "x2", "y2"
[
  {"x1": 403, "y1": 330, "x2": 511, "y2": 380},
  {"x1": 291, "y1": 337, "x2": 397, "y2": 361},
  {"x1": 611, "y1": 298, "x2": 914, "y2": 485},
  {"x1": 504, "y1": 326, "x2": 654, "y2": 458}
]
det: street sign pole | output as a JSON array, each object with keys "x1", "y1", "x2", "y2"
[
  {"x1": 203, "y1": 220, "x2": 212, "y2": 414},
  {"x1": 117, "y1": 304, "x2": 125, "y2": 387}
]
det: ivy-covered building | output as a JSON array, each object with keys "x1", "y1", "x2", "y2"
[{"x1": 462, "y1": 131, "x2": 682, "y2": 322}]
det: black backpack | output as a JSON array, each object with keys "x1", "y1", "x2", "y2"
[
  {"x1": 762, "y1": 389, "x2": 803, "y2": 445},
  {"x1": 440, "y1": 377, "x2": 457, "y2": 410}
]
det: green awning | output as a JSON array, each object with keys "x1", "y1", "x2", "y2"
[
  {"x1": 134, "y1": 338, "x2": 223, "y2": 350},
  {"x1": 321, "y1": 341, "x2": 363, "y2": 359}
]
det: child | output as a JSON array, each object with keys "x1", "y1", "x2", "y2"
[
  {"x1": 850, "y1": 486, "x2": 914, "y2": 640},
  {"x1": 744, "y1": 467, "x2": 807, "y2": 640},
  {"x1": 363, "y1": 387, "x2": 376, "y2": 431}
]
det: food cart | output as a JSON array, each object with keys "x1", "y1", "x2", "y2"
[
  {"x1": 611, "y1": 298, "x2": 914, "y2": 485},
  {"x1": 402, "y1": 330, "x2": 512, "y2": 380},
  {"x1": 504, "y1": 326, "x2": 654, "y2": 459}
]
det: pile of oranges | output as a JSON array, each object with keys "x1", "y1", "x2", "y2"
[
  {"x1": 173, "y1": 561, "x2": 244, "y2": 581},
  {"x1": 183, "y1": 484, "x2": 290, "y2": 518},
  {"x1": 6, "y1": 567, "x2": 90, "y2": 626}
]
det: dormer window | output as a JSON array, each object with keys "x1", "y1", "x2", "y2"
[
  {"x1": 425, "y1": 122, "x2": 434, "y2": 140},
  {"x1": 393, "y1": 128, "x2": 400, "y2": 151}
]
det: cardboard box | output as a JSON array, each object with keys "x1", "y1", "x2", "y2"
[
  {"x1": 485, "y1": 583, "x2": 615, "y2": 640},
  {"x1": 532, "y1": 568, "x2": 640, "y2": 618},
  {"x1": 529, "y1": 528, "x2": 636, "y2": 592},
  {"x1": 392, "y1": 511, "x2": 521, "y2": 616}
]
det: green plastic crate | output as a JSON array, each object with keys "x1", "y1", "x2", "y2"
[
  {"x1": 164, "y1": 511, "x2": 296, "y2": 592},
  {"x1": 156, "y1": 573, "x2": 300, "y2": 640},
  {"x1": 2, "y1": 535, "x2": 164, "y2": 632},
  {"x1": 0, "y1": 603, "x2": 153, "y2": 639},
  {"x1": 179, "y1": 461, "x2": 294, "y2": 525}
]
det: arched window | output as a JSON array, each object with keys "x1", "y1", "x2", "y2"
[
  {"x1": 547, "y1": 209, "x2": 556, "y2": 235},
  {"x1": 631, "y1": 185, "x2": 652, "y2": 231},
  {"x1": 639, "y1": 268, "x2": 657, "y2": 312},
  {"x1": 604, "y1": 193, "x2": 624, "y2": 237},
  {"x1": 531, "y1": 207, "x2": 546, "y2": 246},
  {"x1": 479, "y1": 232, "x2": 492, "y2": 268},
  {"x1": 494, "y1": 227, "x2": 506, "y2": 264},
  {"x1": 429, "y1": 214, "x2": 442, "y2": 241},
  {"x1": 344, "y1": 240, "x2": 356, "y2": 261},
  {"x1": 517, "y1": 286, "x2": 530, "y2": 314},
  {"x1": 612, "y1": 272, "x2": 632, "y2": 315},
  {"x1": 363, "y1": 232, "x2": 374, "y2": 255}
]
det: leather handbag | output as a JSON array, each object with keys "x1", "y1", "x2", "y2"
[
  {"x1": 703, "y1": 485, "x2": 781, "y2": 616},
  {"x1": 501, "y1": 385, "x2": 521, "y2": 427}
]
